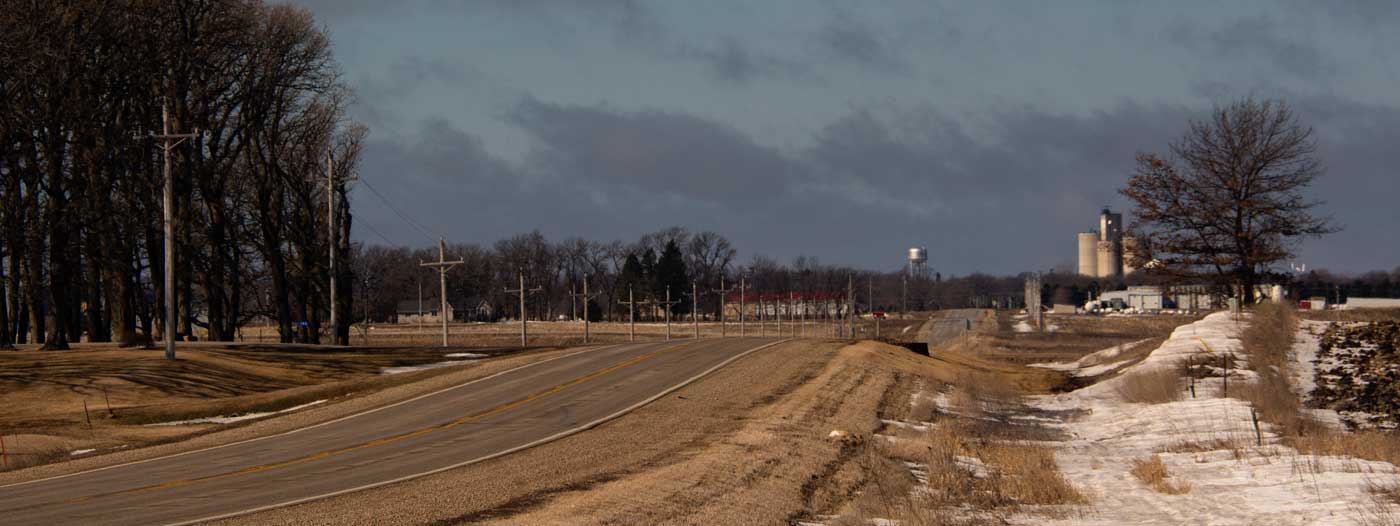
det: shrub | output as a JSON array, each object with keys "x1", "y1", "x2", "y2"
[
  {"x1": 1129, "y1": 455, "x2": 1191, "y2": 494},
  {"x1": 1115, "y1": 365, "x2": 1184, "y2": 404}
]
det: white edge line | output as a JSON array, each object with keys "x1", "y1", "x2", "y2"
[
  {"x1": 0, "y1": 343, "x2": 625, "y2": 490},
  {"x1": 164, "y1": 338, "x2": 792, "y2": 526}
]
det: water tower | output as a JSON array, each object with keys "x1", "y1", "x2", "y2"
[{"x1": 907, "y1": 247, "x2": 929, "y2": 279}]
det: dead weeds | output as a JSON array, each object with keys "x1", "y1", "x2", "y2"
[
  {"x1": 1129, "y1": 454, "x2": 1192, "y2": 494},
  {"x1": 1115, "y1": 365, "x2": 1185, "y2": 404}
]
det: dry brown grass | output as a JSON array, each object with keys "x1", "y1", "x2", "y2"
[
  {"x1": 909, "y1": 392, "x2": 940, "y2": 422},
  {"x1": 1300, "y1": 308, "x2": 1400, "y2": 324},
  {"x1": 1129, "y1": 455, "x2": 1192, "y2": 494},
  {"x1": 1292, "y1": 430, "x2": 1400, "y2": 468},
  {"x1": 1156, "y1": 438, "x2": 1241, "y2": 454},
  {"x1": 0, "y1": 445, "x2": 67, "y2": 473},
  {"x1": 1237, "y1": 302, "x2": 1315, "y2": 436},
  {"x1": 1114, "y1": 365, "x2": 1184, "y2": 404}
]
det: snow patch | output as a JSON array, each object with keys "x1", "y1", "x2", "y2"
[
  {"x1": 145, "y1": 400, "x2": 328, "y2": 426},
  {"x1": 1029, "y1": 338, "x2": 1153, "y2": 378},
  {"x1": 380, "y1": 360, "x2": 475, "y2": 375},
  {"x1": 1023, "y1": 312, "x2": 1400, "y2": 525},
  {"x1": 69, "y1": 449, "x2": 96, "y2": 456},
  {"x1": 443, "y1": 352, "x2": 489, "y2": 359}
]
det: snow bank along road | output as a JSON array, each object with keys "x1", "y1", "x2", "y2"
[{"x1": 0, "y1": 338, "x2": 785, "y2": 526}]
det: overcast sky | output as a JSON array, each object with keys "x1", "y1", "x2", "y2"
[{"x1": 291, "y1": 0, "x2": 1400, "y2": 275}]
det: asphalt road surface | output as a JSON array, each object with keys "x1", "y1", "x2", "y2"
[
  {"x1": 923, "y1": 309, "x2": 983, "y2": 347},
  {"x1": 0, "y1": 338, "x2": 782, "y2": 526}
]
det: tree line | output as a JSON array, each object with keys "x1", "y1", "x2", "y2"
[
  {"x1": 351, "y1": 226, "x2": 1048, "y2": 326},
  {"x1": 0, "y1": 1, "x2": 363, "y2": 348}
]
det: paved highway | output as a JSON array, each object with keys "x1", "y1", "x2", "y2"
[
  {"x1": 922, "y1": 309, "x2": 983, "y2": 347},
  {"x1": 0, "y1": 338, "x2": 782, "y2": 526}
]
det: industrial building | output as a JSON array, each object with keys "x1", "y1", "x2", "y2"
[{"x1": 1077, "y1": 208, "x2": 1139, "y2": 278}]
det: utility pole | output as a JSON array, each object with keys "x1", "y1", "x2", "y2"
[
  {"x1": 739, "y1": 275, "x2": 747, "y2": 337},
  {"x1": 712, "y1": 276, "x2": 733, "y2": 337},
  {"x1": 420, "y1": 238, "x2": 463, "y2": 348},
  {"x1": 141, "y1": 101, "x2": 199, "y2": 361},
  {"x1": 901, "y1": 274, "x2": 907, "y2": 320},
  {"x1": 505, "y1": 270, "x2": 542, "y2": 349},
  {"x1": 661, "y1": 286, "x2": 681, "y2": 341},
  {"x1": 327, "y1": 151, "x2": 336, "y2": 345},
  {"x1": 847, "y1": 274, "x2": 855, "y2": 339},
  {"x1": 689, "y1": 281, "x2": 700, "y2": 339},
  {"x1": 777, "y1": 291, "x2": 784, "y2": 337},
  {"x1": 798, "y1": 292, "x2": 805, "y2": 338},
  {"x1": 619, "y1": 285, "x2": 639, "y2": 342},
  {"x1": 568, "y1": 275, "x2": 599, "y2": 343}
]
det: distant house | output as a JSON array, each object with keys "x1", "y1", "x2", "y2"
[
  {"x1": 395, "y1": 299, "x2": 455, "y2": 324},
  {"x1": 460, "y1": 296, "x2": 496, "y2": 322}
]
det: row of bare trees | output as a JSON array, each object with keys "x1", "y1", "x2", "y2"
[
  {"x1": 353, "y1": 226, "x2": 1008, "y2": 325},
  {"x1": 0, "y1": 1, "x2": 363, "y2": 348},
  {"x1": 354, "y1": 228, "x2": 742, "y2": 324}
]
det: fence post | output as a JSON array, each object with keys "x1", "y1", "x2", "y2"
[
  {"x1": 1188, "y1": 355, "x2": 1196, "y2": 399},
  {"x1": 1251, "y1": 407, "x2": 1262, "y2": 446},
  {"x1": 1220, "y1": 352, "x2": 1228, "y2": 397}
]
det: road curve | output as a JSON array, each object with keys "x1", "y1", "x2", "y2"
[
  {"x1": 0, "y1": 338, "x2": 783, "y2": 526},
  {"x1": 922, "y1": 309, "x2": 983, "y2": 347}
]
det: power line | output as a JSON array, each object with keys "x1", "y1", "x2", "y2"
[
  {"x1": 356, "y1": 175, "x2": 440, "y2": 243},
  {"x1": 356, "y1": 220, "x2": 397, "y2": 246}
]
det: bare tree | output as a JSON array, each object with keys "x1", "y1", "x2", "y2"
[{"x1": 1121, "y1": 98, "x2": 1337, "y2": 302}]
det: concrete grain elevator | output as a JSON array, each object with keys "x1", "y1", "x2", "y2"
[{"x1": 1077, "y1": 208, "x2": 1130, "y2": 279}]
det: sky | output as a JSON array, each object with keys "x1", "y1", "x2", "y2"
[{"x1": 291, "y1": 0, "x2": 1400, "y2": 276}]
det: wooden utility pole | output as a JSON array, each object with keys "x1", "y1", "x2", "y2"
[
  {"x1": 901, "y1": 274, "x2": 908, "y2": 320},
  {"x1": 711, "y1": 277, "x2": 733, "y2": 337},
  {"x1": 847, "y1": 275, "x2": 855, "y2": 338},
  {"x1": 143, "y1": 101, "x2": 199, "y2": 361},
  {"x1": 420, "y1": 238, "x2": 463, "y2": 348},
  {"x1": 327, "y1": 151, "x2": 336, "y2": 344},
  {"x1": 505, "y1": 270, "x2": 542, "y2": 349},
  {"x1": 661, "y1": 286, "x2": 681, "y2": 341},
  {"x1": 739, "y1": 275, "x2": 747, "y2": 337},
  {"x1": 800, "y1": 293, "x2": 807, "y2": 338},
  {"x1": 568, "y1": 275, "x2": 599, "y2": 343},
  {"x1": 689, "y1": 281, "x2": 700, "y2": 339},
  {"x1": 618, "y1": 285, "x2": 640, "y2": 342}
]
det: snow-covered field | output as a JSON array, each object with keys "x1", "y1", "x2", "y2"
[{"x1": 1025, "y1": 312, "x2": 1400, "y2": 525}]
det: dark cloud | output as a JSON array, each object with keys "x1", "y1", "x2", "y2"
[
  {"x1": 356, "y1": 96, "x2": 1391, "y2": 274},
  {"x1": 815, "y1": 11, "x2": 910, "y2": 74},
  {"x1": 505, "y1": 97, "x2": 795, "y2": 205},
  {"x1": 1168, "y1": 15, "x2": 1335, "y2": 79},
  {"x1": 674, "y1": 37, "x2": 815, "y2": 84}
]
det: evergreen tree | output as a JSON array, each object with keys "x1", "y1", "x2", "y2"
[{"x1": 655, "y1": 241, "x2": 690, "y2": 315}]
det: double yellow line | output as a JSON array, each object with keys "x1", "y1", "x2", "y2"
[{"x1": 64, "y1": 340, "x2": 694, "y2": 504}]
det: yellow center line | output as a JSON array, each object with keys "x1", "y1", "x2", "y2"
[{"x1": 61, "y1": 341, "x2": 694, "y2": 504}]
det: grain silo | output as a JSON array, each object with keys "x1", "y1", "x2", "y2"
[
  {"x1": 1097, "y1": 240, "x2": 1121, "y2": 278},
  {"x1": 1122, "y1": 236, "x2": 1140, "y2": 275},
  {"x1": 1077, "y1": 232, "x2": 1098, "y2": 277},
  {"x1": 1098, "y1": 209, "x2": 1122, "y2": 244}
]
